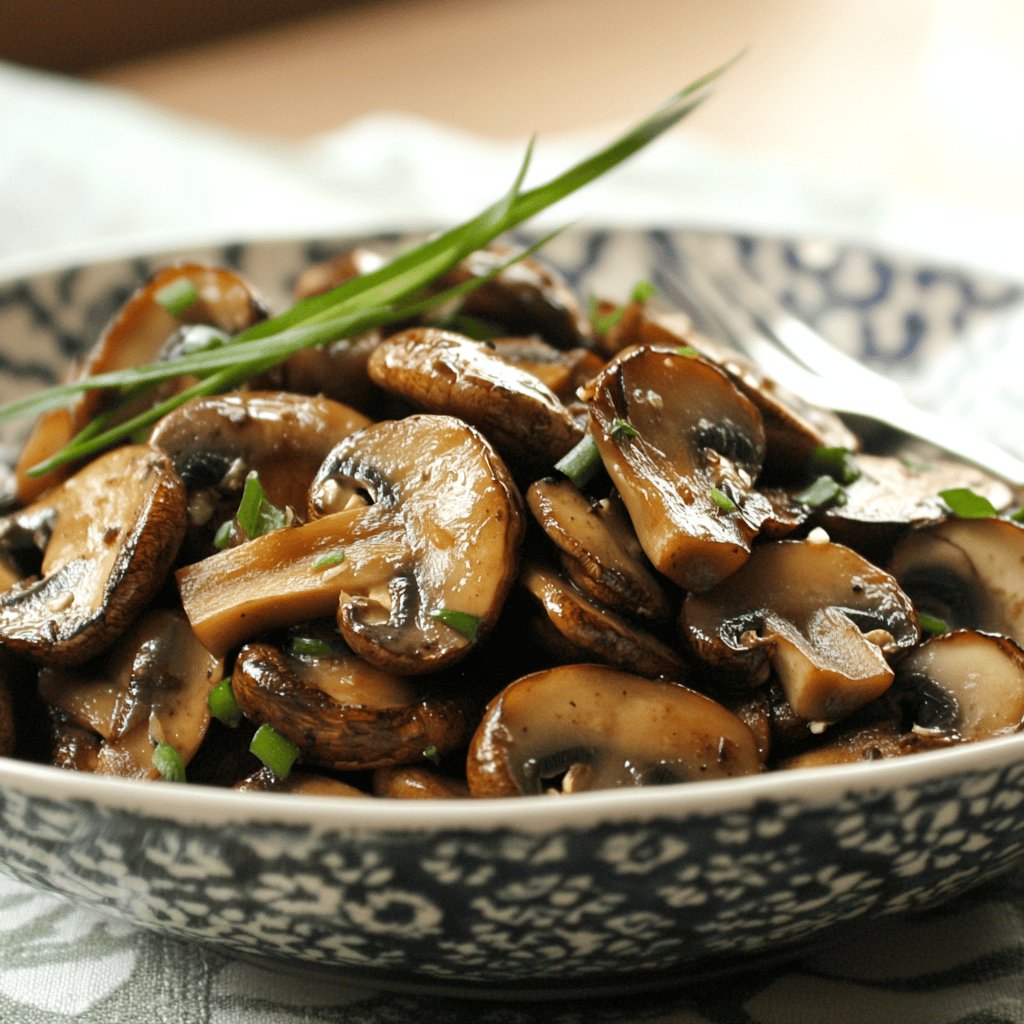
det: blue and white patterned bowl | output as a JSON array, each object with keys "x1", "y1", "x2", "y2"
[{"x1": 1, "y1": 229, "x2": 1022, "y2": 996}]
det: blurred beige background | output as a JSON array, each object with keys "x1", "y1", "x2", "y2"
[{"x1": 4, "y1": 0, "x2": 1023, "y2": 226}]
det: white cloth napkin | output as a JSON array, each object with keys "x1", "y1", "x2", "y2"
[{"x1": 1, "y1": 58, "x2": 1023, "y2": 1024}]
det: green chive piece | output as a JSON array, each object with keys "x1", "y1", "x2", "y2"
[
  {"x1": 313, "y1": 549, "x2": 346, "y2": 570},
  {"x1": 709, "y1": 486, "x2": 737, "y2": 512},
  {"x1": 675, "y1": 345, "x2": 701, "y2": 358},
  {"x1": 630, "y1": 279, "x2": 657, "y2": 303},
  {"x1": 608, "y1": 417, "x2": 639, "y2": 442},
  {"x1": 154, "y1": 278, "x2": 200, "y2": 317},
  {"x1": 212, "y1": 519, "x2": 233, "y2": 550},
  {"x1": 250, "y1": 724, "x2": 299, "y2": 780},
  {"x1": 901, "y1": 456, "x2": 934, "y2": 472},
  {"x1": 589, "y1": 296, "x2": 625, "y2": 335},
  {"x1": 1011, "y1": 507, "x2": 1024, "y2": 524},
  {"x1": 423, "y1": 744, "x2": 441, "y2": 766},
  {"x1": 236, "y1": 471, "x2": 287, "y2": 539},
  {"x1": 796, "y1": 475, "x2": 845, "y2": 509},
  {"x1": 208, "y1": 677, "x2": 243, "y2": 728},
  {"x1": 1, "y1": 59, "x2": 739, "y2": 474},
  {"x1": 918, "y1": 613, "x2": 949, "y2": 637},
  {"x1": 810, "y1": 445, "x2": 861, "y2": 485},
  {"x1": 555, "y1": 433, "x2": 602, "y2": 488},
  {"x1": 152, "y1": 741, "x2": 186, "y2": 782},
  {"x1": 939, "y1": 487, "x2": 998, "y2": 519},
  {"x1": 290, "y1": 636, "x2": 342, "y2": 658},
  {"x1": 430, "y1": 608, "x2": 482, "y2": 642}
]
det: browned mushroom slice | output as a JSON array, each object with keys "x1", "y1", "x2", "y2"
[
  {"x1": 683, "y1": 539, "x2": 920, "y2": 723},
  {"x1": 888, "y1": 517, "x2": 1024, "y2": 645},
  {"x1": 178, "y1": 415, "x2": 524, "y2": 672},
  {"x1": 232, "y1": 642, "x2": 477, "y2": 770},
  {"x1": 775, "y1": 719, "x2": 927, "y2": 770},
  {"x1": 466, "y1": 664, "x2": 762, "y2": 797},
  {"x1": 150, "y1": 390, "x2": 371, "y2": 518},
  {"x1": 14, "y1": 263, "x2": 267, "y2": 502},
  {"x1": 489, "y1": 337, "x2": 605, "y2": 402},
  {"x1": 367, "y1": 328, "x2": 583, "y2": 474},
  {"x1": 292, "y1": 247, "x2": 387, "y2": 300},
  {"x1": 582, "y1": 346, "x2": 774, "y2": 592},
  {"x1": 235, "y1": 766, "x2": 370, "y2": 796},
  {"x1": 373, "y1": 764, "x2": 470, "y2": 799},
  {"x1": 817, "y1": 454, "x2": 1014, "y2": 554},
  {"x1": 891, "y1": 630, "x2": 1024, "y2": 743},
  {"x1": 526, "y1": 478, "x2": 673, "y2": 625},
  {"x1": 49, "y1": 712, "x2": 102, "y2": 772},
  {"x1": 37, "y1": 608, "x2": 222, "y2": 779},
  {"x1": 436, "y1": 245, "x2": 595, "y2": 349},
  {"x1": 0, "y1": 445, "x2": 187, "y2": 665},
  {"x1": 521, "y1": 562, "x2": 686, "y2": 680}
]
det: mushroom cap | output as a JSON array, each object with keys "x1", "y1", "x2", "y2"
[
  {"x1": 466, "y1": 664, "x2": 762, "y2": 797},
  {"x1": 582, "y1": 346, "x2": 773, "y2": 592},
  {"x1": 0, "y1": 445, "x2": 188, "y2": 665},
  {"x1": 526, "y1": 478, "x2": 674, "y2": 624},
  {"x1": 372, "y1": 764, "x2": 470, "y2": 799},
  {"x1": 234, "y1": 767, "x2": 371, "y2": 796},
  {"x1": 683, "y1": 538, "x2": 920, "y2": 723},
  {"x1": 367, "y1": 328, "x2": 583, "y2": 474},
  {"x1": 178, "y1": 415, "x2": 525, "y2": 674},
  {"x1": 892, "y1": 629, "x2": 1024, "y2": 742},
  {"x1": 150, "y1": 390, "x2": 371, "y2": 514},
  {"x1": 888, "y1": 517, "x2": 1024, "y2": 645},
  {"x1": 37, "y1": 608, "x2": 222, "y2": 779},
  {"x1": 520, "y1": 561, "x2": 687, "y2": 680},
  {"x1": 232, "y1": 641, "x2": 478, "y2": 771}
]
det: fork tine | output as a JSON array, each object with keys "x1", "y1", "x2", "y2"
[{"x1": 654, "y1": 255, "x2": 1024, "y2": 486}]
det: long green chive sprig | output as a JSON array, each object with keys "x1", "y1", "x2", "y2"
[{"x1": 0, "y1": 59, "x2": 737, "y2": 477}]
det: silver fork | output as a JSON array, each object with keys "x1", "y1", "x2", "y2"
[{"x1": 655, "y1": 253, "x2": 1024, "y2": 486}]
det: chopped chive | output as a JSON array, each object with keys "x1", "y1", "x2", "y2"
[
  {"x1": 630, "y1": 279, "x2": 657, "y2": 303},
  {"x1": 212, "y1": 519, "x2": 233, "y2": 550},
  {"x1": 810, "y1": 445, "x2": 861, "y2": 485},
  {"x1": 208, "y1": 677, "x2": 243, "y2": 728},
  {"x1": 939, "y1": 487, "x2": 998, "y2": 519},
  {"x1": 589, "y1": 296, "x2": 625, "y2": 334},
  {"x1": 675, "y1": 345, "x2": 701, "y2": 358},
  {"x1": 796, "y1": 475, "x2": 845, "y2": 509},
  {"x1": 236, "y1": 471, "x2": 287, "y2": 539},
  {"x1": 313, "y1": 549, "x2": 346, "y2": 570},
  {"x1": 154, "y1": 278, "x2": 200, "y2": 317},
  {"x1": 290, "y1": 636, "x2": 342, "y2": 658},
  {"x1": 430, "y1": 608, "x2": 482, "y2": 642},
  {"x1": 608, "y1": 417, "x2": 639, "y2": 442},
  {"x1": 901, "y1": 456, "x2": 934, "y2": 472},
  {"x1": 250, "y1": 724, "x2": 299, "y2": 780},
  {"x1": 1011, "y1": 507, "x2": 1024, "y2": 524},
  {"x1": 918, "y1": 613, "x2": 949, "y2": 637},
  {"x1": 152, "y1": 741, "x2": 186, "y2": 782},
  {"x1": 709, "y1": 486, "x2": 737, "y2": 512},
  {"x1": 423, "y1": 744, "x2": 441, "y2": 766},
  {"x1": 555, "y1": 433, "x2": 602, "y2": 488}
]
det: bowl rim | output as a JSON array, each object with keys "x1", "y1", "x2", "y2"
[{"x1": 2, "y1": 731, "x2": 1022, "y2": 833}]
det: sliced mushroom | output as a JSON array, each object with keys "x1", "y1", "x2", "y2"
[
  {"x1": 891, "y1": 630, "x2": 1024, "y2": 742},
  {"x1": 582, "y1": 346, "x2": 774, "y2": 591},
  {"x1": 292, "y1": 247, "x2": 387, "y2": 300},
  {"x1": 888, "y1": 517, "x2": 1024, "y2": 645},
  {"x1": 0, "y1": 445, "x2": 187, "y2": 664},
  {"x1": 436, "y1": 245, "x2": 595, "y2": 349},
  {"x1": 232, "y1": 641, "x2": 478, "y2": 770},
  {"x1": 150, "y1": 390, "x2": 371, "y2": 518},
  {"x1": 466, "y1": 664, "x2": 762, "y2": 797},
  {"x1": 372, "y1": 764, "x2": 470, "y2": 799},
  {"x1": 177, "y1": 415, "x2": 524, "y2": 672},
  {"x1": 14, "y1": 263, "x2": 267, "y2": 502},
  {"x1": 235, "y1": 766, "x2": 370, "y2": 796},
  {"x1": 367, "y1": 328, "x2": 583, "y2": 474},
  {"x1": 774, "y1": 719, "x2": 927, "y2": 770},
  {"x1": 817, "y1": 454, "x2": 1014, "y2": 556},
  {"x1": 37, "y1": 608, "x2": 222, "y2": 779},
  {"x1": 521, "y1": 561, "x2": 685, "y2": 679},
  {"x1": 526, "y1": 477, "x2": 673, "y2": 625},
  {"x1": 489, "y1": 336, "x2": 605, "y2": 402},
  {"x1": 683, "y1": 539, "x2": 920, "y2": 723},
  {"x1": 49, "y1": 711, "x2": 102, "y2": 772}
]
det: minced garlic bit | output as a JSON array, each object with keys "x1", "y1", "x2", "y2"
[
  {"x1": 863, "y1": 628, "x2": 895, "y2": 648},
  {"x1": 806, "y1": 526, "x2": 831, "y2": 545},
  {"x1": 808, "y1": 720, "x2": 829, "y2": 735}
]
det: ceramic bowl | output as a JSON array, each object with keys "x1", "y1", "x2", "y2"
[{"x1": 0, "y1": 229, "x2": 1022, "y2": 996}]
